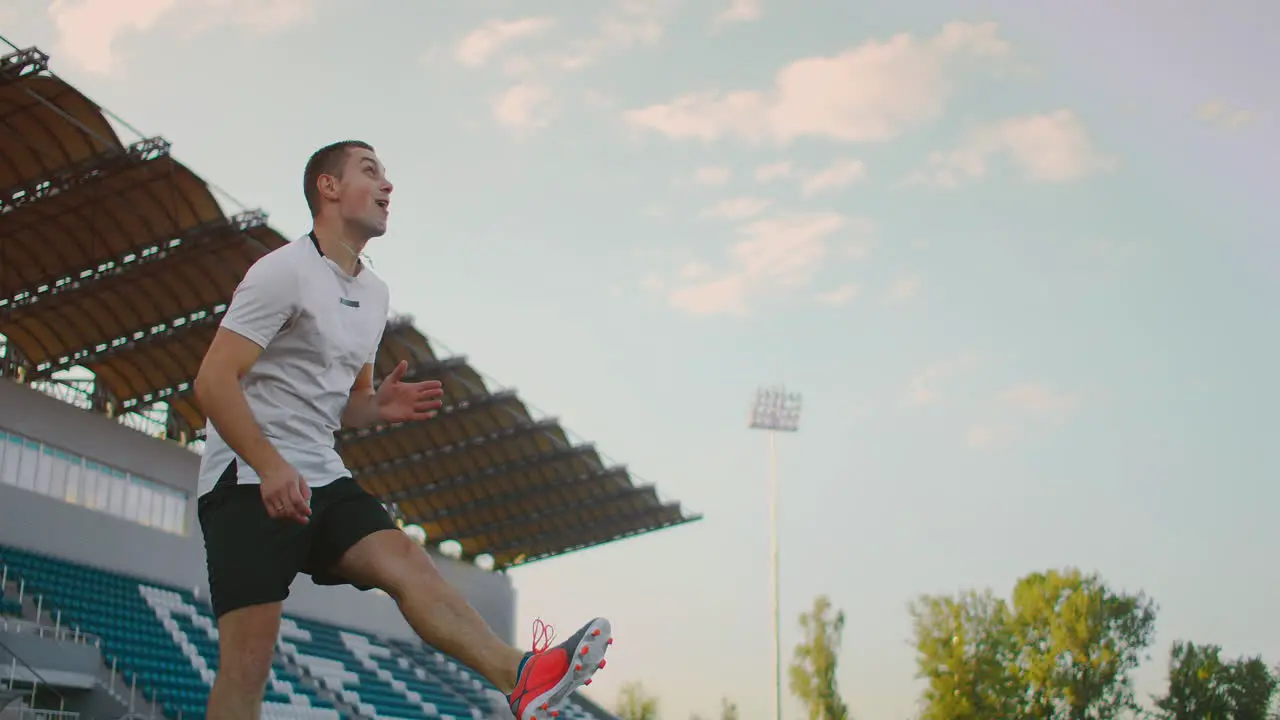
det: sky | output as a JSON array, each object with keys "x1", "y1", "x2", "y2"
[{"x1": 2, "y1": 0, "x2": 1278, "y2": 718}]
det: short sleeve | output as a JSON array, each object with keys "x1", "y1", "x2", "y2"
[
  {"x1": 365, "y1": 325, "x2": 385, "y2": 365},
  {"x1": 365, "y1": 291, "x2": 390, "y2": 365},
  {"x1": 221, "y1": 254, "x2": 298, "y2": 349}
]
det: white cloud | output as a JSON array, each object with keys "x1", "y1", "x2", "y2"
[
  {"x1": 703, "y1": 196, "x2": 773, "y2": 220},
  {"x1": 966, "y1": 423, "x2": 1012, "y2": 449},
  {"x1": 640, "y1": 272, "x2": 666, "y2": 292},
  {"x1": 842, "y1": 226, "x2": 877, "y2": 260},
  {"x1": 800, "y1": 158, "x2": 867, "y2": 196},
  {"x1": 583, "y1": 89, "x2": 617, "y2": 110},
  {"x1": 47, "y1": 0, "x2": 314, "y2": 74},
  {"x1": 965, "y1": 382, "x2": 1081, "y2": 450},
  {"x1": 692, "y1": 166, "x2": 733, "y2": 186},
  {"x1": 1197, "y1": 100, "x2": 1255, "y2": 130},
  {"x1": 623, "y1": 21, "x2": 1011, "y2": 144},
  {"x1": 910, "y1": 110, "x2": 1112, "y2": 186},
  {"x1": 815, "y1": 283, "x2": 859, "y2": 307},
  {"x1": 492, "y1": 83, "x2": 554, "y2": 132},
  {"x1": 881, "y1": 274, "x2": 921, "y2": 305},
  {"x1": 1001, "y1": 382, "x2": 1080, "y2": 416},
  {"x1": 560, "y1": 0, "x2": 678, "y2": 70},
  {"x1": 906, "y1": 354, "x2": 977, "y2": 407},
  {"x1": 755, "y1": 162, "x2": 793, "y2": 182},
  {"x1": 666, "y1": 212, "x2": 849, "y2": 316},
  {"x1": 456, "y1": 17, "x2": 555, "y2": 68},
  {"x1": 714, "y1": 0, "x2": 762, "y2": 26},
  {"x1": 753, "y1": 158, "x2": 868, "y2": 196}
]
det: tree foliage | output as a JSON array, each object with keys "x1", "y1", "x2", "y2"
[
  {"x1": 606, "y1": 569, "x2": 1273, "y2": 720},
  {"x1": 616, "y1": 681, "x2": 659, "y2": 720},
  {"x1": 790, "y1": 595, "x2": 851, "y2": 720},
  {"x1": 909, "y1": 589, "x2": 1021, "y2": 720},
  {"x1": 910, "y1": 568, "x2": 1156, "y2": 720},
  {"x1": 1008, "y1": 568, "x2": 1157, "y2": 720},
  {"x1": 1153, "y1": 641, "x2": 1278, "y2": 720}
]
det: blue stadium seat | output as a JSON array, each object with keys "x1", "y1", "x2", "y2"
[
  {"x1": 0, "y1": 544, "x2": 606, "y2": 720},
  {"x1": 0, "y1": 545, "x2": 339, "y2": 719},
  {"x1": 280, "y1": 615, "x2": 483, "y2": 719},
  {"x1": 1, "y1": 578, "x2": 21, "y2": 617}
]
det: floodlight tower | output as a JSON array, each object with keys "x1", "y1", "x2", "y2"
[{"x1": 748, "y1": 385, "x2": 802, "y2": 720}]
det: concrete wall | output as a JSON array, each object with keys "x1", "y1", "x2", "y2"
[
  {"x1": 0, "y1": 626, "x2": 101, "y2": 689},
  {"x1": 0, "y1": 379, "x2": 515, "y2": 644}
]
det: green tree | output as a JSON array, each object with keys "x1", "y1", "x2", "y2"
[
  {"x1": 616, "y1": 682, "x2": 659, "y2": 720},
  {"x1": 1008, "y1": 568, "x2": 1157, "y2": 720},
  {"x1": 909, "y1": 588, "x2": 1021, "y2": 720},
  {"x1": 790, "y1": 595, "x2": 851, "y2": 720},
  {"x1": 720, "y1": 698, "x2": 739, "y2": 720},
  {"x1": 1154, "y1": 641, "x2": 1278, "y2": 720}
]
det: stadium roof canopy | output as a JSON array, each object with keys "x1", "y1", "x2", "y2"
[{"x1": 0, "y1": 45, "x2": 699, "y2": 570}]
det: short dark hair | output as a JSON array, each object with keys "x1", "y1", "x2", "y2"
[{"x1": 303, "y1": 140, "x2": 374, "y2": 217}]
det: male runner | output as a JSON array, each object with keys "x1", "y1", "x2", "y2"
[{"x1": 193, "y1": 140, "x2": 611, "y2": 720}]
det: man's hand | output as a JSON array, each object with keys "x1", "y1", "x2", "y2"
[
  {"x1": 260, "y1": 463, "x2": 312, "y2": 524},
  {"x1": 376, "y1": 360, "x2": 445, "y2": 424}
]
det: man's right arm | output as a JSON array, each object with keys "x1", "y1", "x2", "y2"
[
  {"x1": 193, "y1": 329, "x2": 290, "y2": 478},
  {"x1": 193, "y1": 254, "x2": 311, "y2": 522}
]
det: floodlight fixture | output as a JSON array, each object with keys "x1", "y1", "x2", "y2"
[
  {"x1": 748, "y1": 386, "x2": 803, "y2": 433},
  {"x1": 747, "y1": 384, "x2": 802, "y2": 720}
]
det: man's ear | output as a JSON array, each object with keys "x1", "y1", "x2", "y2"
[{"x1": 318, "y1": 174, "x2": 340, "y2": 202}]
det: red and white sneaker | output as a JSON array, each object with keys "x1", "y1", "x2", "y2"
[{"x1": 508, "y1": 618, "x2": 612, "y2": 720}]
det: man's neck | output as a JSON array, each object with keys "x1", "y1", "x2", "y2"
[{"x1": 312, "y1": 221, "x2": 367, "y2": 276}]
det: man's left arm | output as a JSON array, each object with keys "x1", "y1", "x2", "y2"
[
  {"x1": 342, "y1": 360, "x2": 445, "y2": 428},
  {"x1": 342, "y1": 363, "x2": 382, "y2": 428}
]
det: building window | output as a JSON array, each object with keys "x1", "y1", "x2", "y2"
[{"x1": 0, "y1": 428, "x2": 189, "y2": 536}]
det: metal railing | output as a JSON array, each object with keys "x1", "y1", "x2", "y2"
[
  {"x1": 2, "y1": 567, "x2": 103, "y2": 650},
  {"x1": 16, "y1": 709, "x2": 79, "y2": 719},
  {"x1": 95, "y1": 656, "x2": 165, "y2": 719},
  {"x1": 2, "y1": 565, "x2": 166, "y2": 719},
  {"x1": 0, "y1": 633, "x2": 70, "y2": 715},
  {"x1": 0, "y1": 617, "x2": 101, "y2": 648}
]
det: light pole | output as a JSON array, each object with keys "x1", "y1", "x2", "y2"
[{"x1": 748, "y1": 385, "x2": 802, "y2": 720}]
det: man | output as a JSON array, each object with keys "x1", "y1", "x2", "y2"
[{"x1": 193, "y1": 140, "x2": 611, "y2": 720}]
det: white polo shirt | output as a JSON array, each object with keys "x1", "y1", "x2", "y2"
[{"x1": 196, "y1": 234, "x2": 390, "y2": 497}]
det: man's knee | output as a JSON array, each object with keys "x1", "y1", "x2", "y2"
[
  {"x1": 337, "y1": 530, "x2": 441, "y2": 598},
  {"x1": 214, "y1": 602, "x2": 282, "y2": 692}
]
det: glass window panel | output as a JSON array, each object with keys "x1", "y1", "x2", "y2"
[
  {"x1": 136, "y1": 485, "x2": 153, "y2": 526},
  {"x1": 108, "y1": 473, "x2": 126, "y2": 517},
  {"x1": 0, "y1": 431, "x2": 189, "y2": 533},
  {"x1": 94, "y1": 468, "x2": 111, "y2": 511},
  {"x1": 33, "y1": 446, "x2": 53, "y2": 496},
  {"x1": 47, "y1": 450, "x2": 67, "y2": 499},
  {"x1": 150, "y1": 488, "x2": 167, "y2": 528},
  {"x1": 0, "y1": 435, "x2": 16, "y2": 486},
  {"x1": 64, "y1": 459, "x2": 81, "y2": 505},
  {"x1": 16, "y1": 439, "x2": 39, "y2": 491},
  {"x1": 172, "y1": 496, "x2": 188, "y2": 535},
  {"x1": 124, "y1": 479, "x2": 140, "y2": 522}
]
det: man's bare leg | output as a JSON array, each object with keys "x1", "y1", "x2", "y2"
[
  {"x1": 331, "y1": 530, "x2": 527, "y2": 692},
  {"x1": 207, "y1": 602, "x2": 283, "y2": 720}
]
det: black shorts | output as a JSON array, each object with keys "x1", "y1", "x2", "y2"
[{"x1": 197, "y1": 465, "x2": 397, "y2": 619}]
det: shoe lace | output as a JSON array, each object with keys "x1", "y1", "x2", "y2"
[{"x1": 530, "y1": 618, "x2": 556, "y2": 654}]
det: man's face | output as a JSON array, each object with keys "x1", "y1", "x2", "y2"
[{"x1": 334, "y1": 147, "x2": 393, "y2": 239}]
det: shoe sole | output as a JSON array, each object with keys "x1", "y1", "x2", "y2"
[{"x1": 520, "y1": 617, "x2": 612, "y2": 720}]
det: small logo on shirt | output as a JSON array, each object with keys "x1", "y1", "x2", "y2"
[{"x1": 339, "y1": 298, "x2": 361, "y2": 308}]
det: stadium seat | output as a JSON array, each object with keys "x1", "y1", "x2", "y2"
[
  {"x1": 0, "y1": 582, "x2": 21, "y2": 617},
  {"x1": 0, "y1": 543, "x2": 601, "y2": 719},
  {"x1": 280, "y1": 615, "x2": 484, "y2": 719}
]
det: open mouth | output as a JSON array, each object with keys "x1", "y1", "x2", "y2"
[{"x1": 375, "y1": 199, "x2": 389, "y2": 211}]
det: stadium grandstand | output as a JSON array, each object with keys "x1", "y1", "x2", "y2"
[{"x1": 0, "y1": 42, "x2": 700, "y2": 720}]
